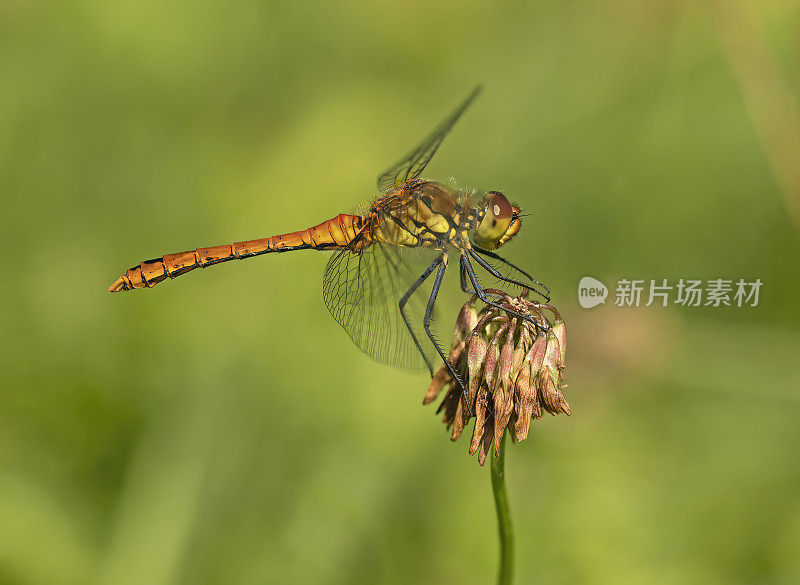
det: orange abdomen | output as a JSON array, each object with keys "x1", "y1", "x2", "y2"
[{"x1": 108, "y1": 213, "x2": 363, "y2": 292}]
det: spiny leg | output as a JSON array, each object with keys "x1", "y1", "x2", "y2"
[
  {"x1": 469, "y1": 248, "x2": 550, "y2": 301},
  {"x1": 422, "y1": 254, "x2": 473, "y2": 417},
  {"x1": 459, "y1": 254, "x2": 470, "y2": 293},
  {"x1": 472, "y1": 245, "x2": 551, "y2": 299},
  {"x1": 461, "y1": 251, "x2": 543, "y2": 329},
  {"x1": 459, "y1": 255, "x2": 507, "y2": 300},
  {"x1": 398, "y1": 254, "x2": 443, "y2": 376},
  {"x1": 472, "y1": 245, "x2": 535, "y2": 280}
]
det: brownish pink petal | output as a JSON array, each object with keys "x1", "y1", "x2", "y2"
[
  {"x1": 519, "y1": 326, "x2": 533, "y2": 352},
  {"x1": 497, "y1": 320, "x2": 516, "y2": 397},
  {"x1": 493, "y1": 369, "x2": 515, "y2": 454},
  {"x1": 423, "y1": 341, "x2": 464, "y2": 405},
  {"x1": 423, "y1": 365, "x2": 451, "y2": 405},
  {"x1": 510, "y1": 335, "x2": 526, "y2": 383},
  {"x1": 467, "y1": 335, "x2": 488, "y2": 406},
  {"x1": 539, "y1": 366, "x2": 571, "y2": 415},
  {"x1": 478, "y1": 422, "x2": 494, "y2": 466},
  {"x1": 513, "y1": 363, "x2": 533, "y2": 441},
  {"x1": 542, "y1": 329, "x2": 561, "y2": 373},
  {"x1": 437, "y1": 387, "x2": 461, "y2": 426},
  {"x1": 514, "y1": 357, "x2": 533, "y2": 404},
  {"x1": 527, "y1": 333, "x2": 547, "y2": 376},
  {"x1": 451, "y1": 299, "x2": 478, "y2": 348},
  {"x1": 449, "y1": 340, "x2": 466, "y2": 363},
  {"x1": 552, "y1": 320, "x2": 566, "y2": 364},
  {"x1": 531, "y1": 375, "x2": 543, "y2": 419},
  {"x1": 483, "y1": 337, "x2": 501, "y2": 393},
  {"x1": 450, "y1": 393, "x2": 466, "y2": 441},
  {"x1": 469, "y1": 383, "x2": 490, "y2": 456},
  {"x1": 514, "y1": 412, "x2": 531, "y2": 441}
]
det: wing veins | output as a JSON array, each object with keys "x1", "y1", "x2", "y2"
[{"x1": 376, "y1": 85, "x2": 483, "y2": 192}]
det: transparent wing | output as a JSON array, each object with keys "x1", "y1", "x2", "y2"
[
  {"x1": 322, "y1": 239, "x2": 442, "y2": 370},
  {"x1": 376, "y1": 85, "x2": 483, "y2": 193}
]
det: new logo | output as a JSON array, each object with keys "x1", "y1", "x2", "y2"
[{"x1": 578, "y1": 276, "x2": 608, "y2": 309}]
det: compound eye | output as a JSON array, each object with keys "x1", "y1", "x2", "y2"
[
  {"x1": 476, "y1": 191, "x2": 512, "y2": 247},
  {"x1": 488, "y1": 191, "x2": 512, "y2": 222}
]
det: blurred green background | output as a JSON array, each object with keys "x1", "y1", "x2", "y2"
[{"x1": 2, "y1": 1, "x2": 800, "y2": 584}]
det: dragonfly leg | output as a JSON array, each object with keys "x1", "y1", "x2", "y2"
[
  {"x1": 459, "y1": 255, "x2": 507, "y2": 299},
  {"x1": 469, "y1": 248, "x2": 550, "y2": 301},
  {"x1": 459, "y1": 256, "x2": 506, "y2": 304},
  {"x1": 472, "y1": 245, "x2": 551, "y2": 300},
  {"x1": 423, "y1": 254, "x2": 473, "y2": 417},
  {"x1": 459, "y1": 254, "x2": 469, "y2": 292},
  {"x1": 461, "y1": 251, "x2": 545, "y2": 331},
  {"x1": 398, "y1": 255, "x2": 443, "y2": 376}
]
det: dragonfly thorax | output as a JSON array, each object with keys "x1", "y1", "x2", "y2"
[{"x1": 370, "y1": 180, "x2": 476, "y2": 250}]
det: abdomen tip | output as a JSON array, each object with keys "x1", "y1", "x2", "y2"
[{"x1": 108, "y1": 277, "x2": 127, "y2": 292}]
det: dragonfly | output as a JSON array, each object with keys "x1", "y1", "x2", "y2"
[{"x1": 108, "y1": 86, "x2": 549, "y2": 408}]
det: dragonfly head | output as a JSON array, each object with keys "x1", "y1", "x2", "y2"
[{"x1": 473, "y1": 191, "x2": 522, "y2": 250}]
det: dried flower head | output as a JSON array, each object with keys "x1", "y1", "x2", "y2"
[{"x1": 424, "y1": 290, "x2": 569, "y2": 465}]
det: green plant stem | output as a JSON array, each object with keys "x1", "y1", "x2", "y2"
[{"x1": 491, "y1": 431, "x2": 514, "y2": 585}]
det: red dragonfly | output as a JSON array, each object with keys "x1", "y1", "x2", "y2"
[{"x1": 109, "y1": 87, "x2": 549, "y2": 403}]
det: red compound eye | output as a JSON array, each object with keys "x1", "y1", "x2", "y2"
[{"x1": 487, "y1": 191, "x2": 512, "y2": 221}]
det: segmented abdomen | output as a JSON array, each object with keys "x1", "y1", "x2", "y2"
[{"x1": 108, "y1": 213, "x2": 363, "y2": 292}]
